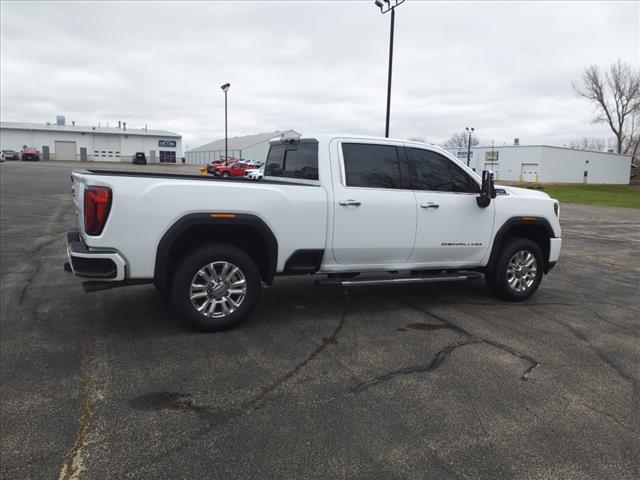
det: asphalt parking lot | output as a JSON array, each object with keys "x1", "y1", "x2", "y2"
[{"x1": 1, "y1": 161, "x2": 639, "y2": 480}]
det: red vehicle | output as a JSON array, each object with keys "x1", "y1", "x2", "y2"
[
  {"x1": 214, "y1": 161, "x2": 250, "y2": 178},
  {"x1": 21, "y1": 147, "x2": 40, "y2": 161},
  {"x1": 206, "y1": 159, "x2": 227, "y2": 174}
]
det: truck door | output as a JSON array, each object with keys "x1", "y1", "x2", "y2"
[
  {"x1": 331, "y1": 141, "x2": 416, "y2": 266},
  {"x1": 405, "y1": 147, "x2": 495, "y2": 266}
]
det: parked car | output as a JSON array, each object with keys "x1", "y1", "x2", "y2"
[
  {"x1": 243, "y1": 167, "x2": 264, "y2": 180},
  {"x1": 132, "y1": 152, "x2": 147, "y2": 165},
  {"x1": 20, "y1": 147, "x2": 40, "y2": 161},
  {"x1": 65, "y1": 133, "x2": 562, "y2": 332},
  {"x1": 206, "y1": 159, "x2": 227, "y2": 174},
  {"x1": 213, "y1": 161, "x2": 250, "y2": 178},
  {"x1": 1, "y1": 149, "x2": 19, "y2": 161}
]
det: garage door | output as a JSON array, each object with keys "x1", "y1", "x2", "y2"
[
  {"x1": 54, "y1": 141, "x2": 77, "y2": 161},
  {"x1": 521, "y1": 163, "x2": 539, "y2": 182},
  {"x1": 93, "y1": 135, "x2": 122, "y2": 162}
]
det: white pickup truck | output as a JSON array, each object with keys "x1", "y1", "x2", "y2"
[{"x1": 66, "y1": 134, "x2": 561, "y2": 331}]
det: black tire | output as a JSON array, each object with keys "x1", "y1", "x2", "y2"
[
  {"x1": 485, "y1": 236, "x2": 543, "y2": 301},
  {"x1": 170, "y1": 244, "x2": 261, "y2": 332},
  {"x1": 222, "y1": 172, "x2": 230, "y2": 178}
]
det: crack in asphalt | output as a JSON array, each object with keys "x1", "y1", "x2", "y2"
[
  {"x1": 353, "y1": 339, "x2": 480, "y2": 393},
  {"x1": 400, "y1": 297, "x2": 540, "y2": 381},
  {"x1": 121, "y1": 289, "x2": 351, "y2": 476},
  {"x1": 546, "y1": 317, "x2": 637, "y2": 385},
  {"x1": 562, "y1": 396, "x2": 640, "y2": 436},
  {"x1": 352, "y1": 296, "x2": 541, "y2": 394},
  {"x1": 415, "y1": 293, "x2": 640, "y2": 337},
  {"x1": 542, "y1": 316, "x2": 640, "y2": 433},
  {"x1": 17, "y1": 230, "x2": 67, "y2": 305}
]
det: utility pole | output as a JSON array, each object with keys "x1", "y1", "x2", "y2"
[
  {"x1": 220, "y1": 83, "x2": 231, "y2": 165},
  {"x1": 374, "y1": 0, "x2": 406, "y2": 138},
  {"x1": 466, "y1": 126, "x2": 474, "y2": 167}
]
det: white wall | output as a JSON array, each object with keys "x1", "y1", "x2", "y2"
[
  {"x1": 447, "y1": 145, "x2": 543, "y2": 182},
  {"x1": 446, "y1": 145, "x2": 630, "y2": 184},
  {"x1": 185, "y1": 142, "x2": 270, "y2": 165},
  {"x1": 538, "y1": 147, "x2": 630, "y2": 184},
  {"x1": 0, "y1": 127, "x2": 182, "y2": 163}
]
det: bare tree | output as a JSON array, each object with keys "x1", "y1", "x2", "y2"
[
  {"x1": 569, "y1": 137, "x2": 607, "y2": 151},
  {"x1": 573, "y1": 60, "x2": 640, "y2": 155},
  {"x1": 442, "y1": 131, "x2": 480, "y2": 149}
]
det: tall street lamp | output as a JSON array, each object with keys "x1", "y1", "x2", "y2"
[
  {"x1": 220, "y1": 82, "x2": 231, "y2": 165},
  {"x1": 466, "y1": 126, "x2": 474, "y2": 167},
  {"x1": 374, "y1": 0, "x2": 405, "y2": 138}
]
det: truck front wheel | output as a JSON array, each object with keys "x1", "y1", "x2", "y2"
[
  {"x1": 171, "y1": 244, "x2": 262, "y2": 331},
  {"x1": 485, "y1": 237, "x2": 543, "y2": 301}
]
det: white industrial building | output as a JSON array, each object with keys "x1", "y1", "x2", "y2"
[
  {"x1": 0, "y1": 119, "x2": 182, "y2": 163},
  {"x1": 186, "y1": 130, "x2": 299, "y2": 165},
  {"x1": 447, "y1": 144, "x2": 631, "y2": 184}
]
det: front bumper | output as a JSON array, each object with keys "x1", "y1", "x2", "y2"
[
  {"x1": 549, "y1": 238, "x2": 562, "y2": 263},
  {"x1": 66, "y1": 228, "x2": 127, "y2": 281}
]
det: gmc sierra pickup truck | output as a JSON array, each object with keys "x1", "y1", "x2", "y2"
[{"x1": 65, "y1": 134, "x2": 561, "y2": 331}]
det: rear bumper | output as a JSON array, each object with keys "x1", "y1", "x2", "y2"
[{"x1": 66, "y1": 228, "x2": 126, "y2": 281}]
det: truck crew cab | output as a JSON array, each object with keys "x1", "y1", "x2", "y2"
[{"x1": 66, "y1": 134, "x2": 561, "y2": 331}]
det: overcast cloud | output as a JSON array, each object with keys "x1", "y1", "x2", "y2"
[{"x1": 1, "y1": 0, "x2": 638, "y2": 150}]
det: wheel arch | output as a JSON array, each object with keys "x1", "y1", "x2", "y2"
[
  {"x1": 486, "y1": 217, "x2": 555, "y2": 274},
  {"x1": 153, "y1": 213, "x2": 278, "y2": 290}
]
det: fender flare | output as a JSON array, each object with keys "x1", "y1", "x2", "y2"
[
  {"x1": 486, "y1": 217, "x2": 555, "y2": 274},
  {"x1": 153, "y1": 213, "x2": 278, "y2": 290}
]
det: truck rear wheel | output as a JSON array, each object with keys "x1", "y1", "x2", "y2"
[
  {"x1": 485, "y1": 237, "x2": 543, "y2": 301},
  {"x1": 171, "y1": 244, "x2": 261, "y2": 331}
]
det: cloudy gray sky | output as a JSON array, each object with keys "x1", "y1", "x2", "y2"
[{"x1": 1, "y1": 1, "x2": 638, "y2": 150}]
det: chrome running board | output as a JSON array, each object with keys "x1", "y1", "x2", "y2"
[{"x1": 316, "y1": 271, "x2": 481, "y2": 287}]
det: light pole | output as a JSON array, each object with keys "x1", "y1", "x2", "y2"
[
  {"x1": 220, "y1": 82, "x2": 231, "y2": 165},
  {"x1": 374, "y1": 0, "x2": 405, "y2": 138},
  {"x1": 466, "y1": 126, "x2": 474, "y2": 167}
]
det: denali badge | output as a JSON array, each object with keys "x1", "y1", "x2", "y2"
[{"x1": 442, "y1": 242, "x2": 483, "y2": 247}]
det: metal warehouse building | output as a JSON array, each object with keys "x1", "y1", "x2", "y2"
[
  {"x1": 186, "y1": 130, "x2": 299, "y2": 165},
  {"x1": 0, "y1": 119, "x2": 182, "y2": 163},
  {"x1": 447, "y1": 145, "x2": 631, "y2": 184}
]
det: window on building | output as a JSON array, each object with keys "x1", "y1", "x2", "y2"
[
  {"x1": 342, "y1": 143, "x2": 402, "y2": 189},
  {"x1": 159, "y1": 151, "x2": 176, "y2": 163},
  {"x1": 265, "y1": 142, "x2": 319, "y2": 180}
]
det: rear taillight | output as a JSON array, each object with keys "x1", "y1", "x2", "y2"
[{"x1": 84, "y1": 186, "x2": 112, "y2": 235}]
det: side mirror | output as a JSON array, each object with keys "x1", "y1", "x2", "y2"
[{"x1": 476, "y1": 170, "x2": 496, "y2": 208}]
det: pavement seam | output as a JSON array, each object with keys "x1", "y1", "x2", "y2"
[{"x1": 58, "y1": 335, "x2": 93, "y2": 480}]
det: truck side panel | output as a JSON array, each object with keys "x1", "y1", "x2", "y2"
[{"x1": 76, "y1": 174, "x2": 328, "y2": 278}]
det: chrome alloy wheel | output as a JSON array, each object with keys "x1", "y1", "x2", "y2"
[
  {"x1": 189, "y1": 261, "x2": 247, "y2": 318},
  {"x1": 506, "y1": 250, "x2": 537, "y2": 293}
]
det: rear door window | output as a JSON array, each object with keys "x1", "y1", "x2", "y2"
[
  {"x1": 265, "y1": 142, "x2": 319, "y2": 180},
  {"x1": 342, "y1": 143, "x2": 403, "y2": 189}
]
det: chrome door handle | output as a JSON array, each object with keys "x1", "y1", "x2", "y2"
[
  {"x1": 339, "y1": 199, "x2": 362, "y2": 207},
  {"x1": 420, "y1": 202, "x2": 440, "y2": 209}
]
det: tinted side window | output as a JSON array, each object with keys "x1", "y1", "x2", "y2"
[
  {"x1": 451, "y1": 163, "x2": 479, "y2": 193},
  {"x1": 406, "y1": 148, "x2": 479, "y2": 193},
  {"x1": 342, "y1": 143, "x2": 402, "y2": 189},
  {"x1": 265, "y1": 142, "x2": 319, "y2": 180}
]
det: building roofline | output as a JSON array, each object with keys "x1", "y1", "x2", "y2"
[
  {"x1": 466, "y1": 144, "x2": 630, "y2": 157},
  {"x1": 0, "y1": 121, "x2": 181, "y2": 138}
]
